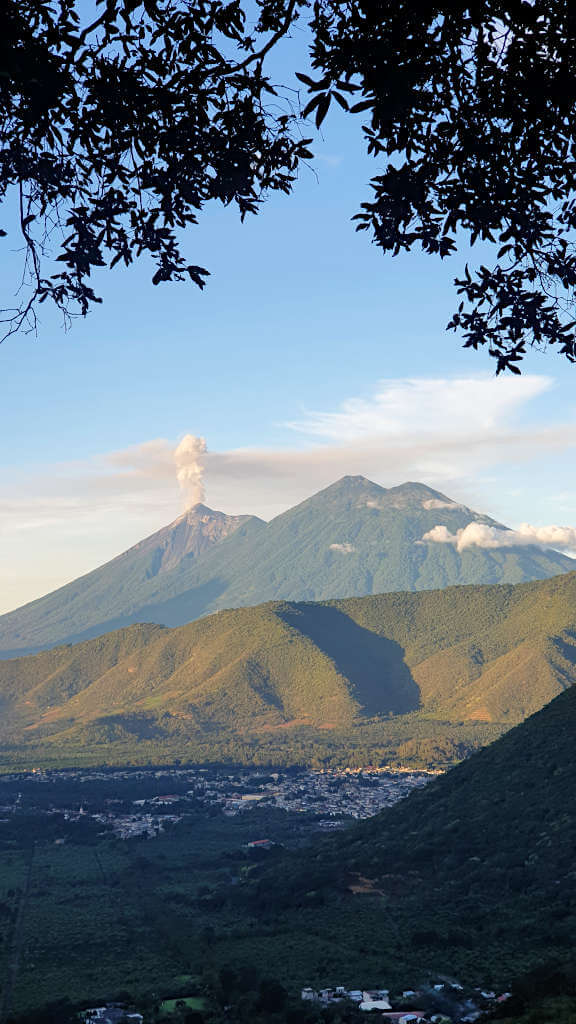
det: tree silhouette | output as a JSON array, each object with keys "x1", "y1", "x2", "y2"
[
  {"x1": 3, "y1": 0, "x2": 576, "y2": 371},
  {"x1": 1, "y1": 0, "x2": 312, "y2": 339}
]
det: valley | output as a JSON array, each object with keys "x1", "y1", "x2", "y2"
[
  {"x1": 2, "y1": 683, "x2": 575, "y2": 1021},
  {"x1": 0, "y1": 764, "x2": 434, "y2": 1014}
]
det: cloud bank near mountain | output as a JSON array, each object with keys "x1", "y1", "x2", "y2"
[{"x1": 422, "y1": 521, "x2": 576, "y2": 555}]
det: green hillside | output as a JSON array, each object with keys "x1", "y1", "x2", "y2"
[
  {"x1": 1, "y1": 476, "x2": 573, "y2": 656},
  {"x1": 238, "y1": 683, "x2": 576, "y2": 989},
  {"x1": 1, "y1": 570, "x2": 576, "y2": 769}
]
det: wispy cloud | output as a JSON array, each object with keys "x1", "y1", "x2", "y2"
[
  {"x1": 286, "y1": 375, "x2": 553, "y2": 440},
  {"x1": 4, "y1": 374, "x2": 576, "y2": 526},
  {"x1": 5, "y1": 375, "x2": 576, "y2": 507}
]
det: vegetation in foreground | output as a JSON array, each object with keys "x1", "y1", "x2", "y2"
[
  {"x1": 1, "y1": 685, "x2": 575, "y2": 1015},
  {"x1": 5, "y1": 0, "x2": 576, "y2": 375}
]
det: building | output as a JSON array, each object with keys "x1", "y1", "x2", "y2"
[
  {"x1": 301, "y1": 988, "x2": 317, "y2": 1001},
  {"x1": 83, "y1": 1005, "x2": 143, "y2": 1024}
]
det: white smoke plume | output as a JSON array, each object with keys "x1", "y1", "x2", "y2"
[
  {"x1": 329, "y1": 542, "x2": 357, "y2": 554},
  {"x1": 173, "y1": 435, "x2": 207, "y2": 509},
  {"x1": 421, "y1": 521, "x2": 576, "y2": 554}
]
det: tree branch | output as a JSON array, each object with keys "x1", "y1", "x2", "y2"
[{"x1": 223, "y1": 0, "x2": 299, "y2": 75}]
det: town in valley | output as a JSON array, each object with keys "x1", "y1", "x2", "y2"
[{"x1": 0, "y1": 764, "x2": 435, "y2": 841}]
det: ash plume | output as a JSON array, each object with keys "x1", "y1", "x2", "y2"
[{"x1": 174, "y1": 434, "x2": 207, "y2": 509}]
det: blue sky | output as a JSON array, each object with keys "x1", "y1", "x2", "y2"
[{"x1": 1, "y1": 21, "x2": 576, "y2": 613}]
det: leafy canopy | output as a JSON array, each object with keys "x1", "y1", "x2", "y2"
[{"x1": 3, "y1": 0, "x2": 576, "y2": 371}]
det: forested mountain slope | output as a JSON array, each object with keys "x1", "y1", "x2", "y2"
[
  {"x1": 1, "y1": 570, "x2": 575, "y2": 768},
  {"x1": 0, "y1": 476, "x2": 573, "y2": 657},
  {"x1": 0, "y1": 504, "x2": 263, "y2": 656},
  {"x1": 246, "y1": 684, "x2": 576, "y2": 987}
]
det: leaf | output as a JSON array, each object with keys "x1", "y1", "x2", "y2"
[
  {"x1": 295, "y1": 72, "x2": 317, "y2": 88},
  {"x1": 335, "y1": 79, "x2": 360, "y2": 93},
  {"x1": 315, "y1": 93, "x2": 331, "y2": 129},
  {"x1": 349, "y1": 99, "x2": 374, "y2": 114},
  {"x1": 187, "y1": 265, "x2": 210, "y2": 288},
  {"x1": 333, "y1": 92, "x2": 349, "y2": 111},
  {"x1": 302, "y1": 94, "x2": 322, "y2": 119}
]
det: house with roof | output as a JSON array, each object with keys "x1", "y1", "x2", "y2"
[
  {"x1": 360, "y1": 990, "x2": 392, "y2": 1012},
  {"x1": 380, "y1": 1014, "x2": 428, "y2": 1024},
  {"x1": 83, "y1": 1005, "x2": 143, "y2": 1024}
]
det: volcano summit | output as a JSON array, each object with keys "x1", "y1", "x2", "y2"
[{"x1": 0, "y1": 476, "x2": 573, "y2": 656}]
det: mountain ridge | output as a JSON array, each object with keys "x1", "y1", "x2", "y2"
[
  {"x1": 1, "y1": 569, "x2": 576, "y2": 769},
  {"x1": 0, "y1": 475, "x2": 574, "y2": 656}
]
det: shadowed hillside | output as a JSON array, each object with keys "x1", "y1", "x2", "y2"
[
  {"x1": 277, "y1": 603, "x2": 420, "y2": 716},
  {"x1": 240, "y1": 684, "x2": 576, "y2": 989}
]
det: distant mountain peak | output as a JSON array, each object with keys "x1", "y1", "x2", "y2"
[
  {"x1": 1, "y1": 474, "x2": 574, "y2": 658},
  {"x1": 308, "y1": 475, "x2": 386, "y2": 502},
  {"x1": 183, "y1": 502, "x2": 213, "y2": 516},
  {"x1": 176, "y1": 502, "x2": 235, "y2": 523},
  {"x1": 317, "y1": 477, "x2": 466, "y2": 513},
  {"x1": 382, "y1": 481, "x2": 463, "y2": 510},
  {"x1": 323, "y1": 474, "x2": 379, "y2": 489},
  {"x1": 306, "y1": 476, "x2": 464, "y2": 509},
  {"x1": 133, "y1": 504, "x2": 260, "y2": 575},
  {"x1": 390, "y1": 481, "x2": 451, "y2": 497},
  {"x1": 338, "y1": 474, "x2": 373, "y2": 485}
]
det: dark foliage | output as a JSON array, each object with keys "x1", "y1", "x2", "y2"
[
  {"x1": 305, "y1": 0, "x2": 576, "y2": 371},
  {"x1": 0, "y1": 0, "x2": 311, "y2": 338},
  {"x1": 3, "y1": 2, "x2": 576, "y2": 367},
  {"x1": 242, "y1": 685, "x2": 576, "y2": 984}
]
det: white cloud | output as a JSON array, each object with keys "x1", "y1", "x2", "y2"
[
  {"x1": 286, "y1": 375, "x2": 553, "y2": 441},
  {"x1": 516, "y1": 523, "x2": 576, "y2": 550},
  {"x1": 421, "y1": 521, "x2": 576, "y2": 555},
  {"x1": 36, "y1": 373, "x2": 570, "y2": 523},
  {"x1": 329, "y1": 542, "x2": 356, "y2": 554}
]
